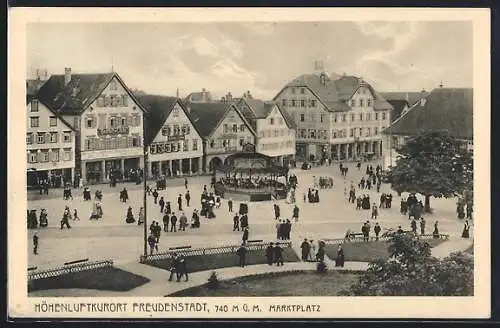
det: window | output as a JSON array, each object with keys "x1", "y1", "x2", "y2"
[
  {"x1": 366, "y1": 128, "x2": 371, "y2": 137},
  {"x1": 300, "y1": 88, "x2": 305, "y2": 94},
  {"x1": 367, "y1": 98, "x2": 372, "y2": 107},
  {"x1": 240, "y1": 124, "x2": 245, "y2": 132},
  {"x1": 86, "y1": 118, "x2": 93, "y2": 128},
  {"x1": 311, "y1": 99, "x2": 316, "y2": 107},
  {"x1": 28, "y1": 151, "x2": 37, "y2": 163},
  {"x1": 374, "y1": 127, "x2": 379, "y2": 135},
  {"x1": 359, "y1": 128, "x2": 363, "y2": 136},
  {"x1": 351, "y1": 114, "x2": 355, "y2": 122},
  {"x1": 63, "y1": 148, "x2": 72, "y2": 161},
  {"x1": 291, "y1": 100, "x2": 296, "y2": 107},
  {"x1": 26, "y1": 133, "x2": 33, "y2": 144},
  {"x1": 37, "y1": 133, "x2": 45, "y2": 144},
  {"x1": 73, "y1": 117, "x2": 80, "y2": 129},
  {"x1": 350, "y1": 99, "x2": 355, "y2": 107},
  {"x1": 97, "y1": 96, "x2": 104, "y2": 107},
  {"x1": 366, "y1": 113, "x2": 371, "y2": 121},
  {"x1": 279, "y1": 118, "x2": 284, "y2": 125},
  {"x1": 300, "y1": 114, "x2": 305, "y2": 122},
  {"x1": 282, "y1": 99, "x2": 287, "y2": 107},
  {"x1": 49, "y1": 116, "x2": 58, "y2": 127},
  {"x1": 172, "y1": 107, "x2": 180, "y2": 118},
  {"x1": 334, "y1": 115, "x2": 338, "y2": 123},
  {"x1": 50, "y1": 132, "x2": 58, "y2": 143},
  {"x1": 63, "y1": 132, "x2": 72, "y2": 143},
  {"x1": 342, "y1": 114, "x2": 346, "y2": 122},
  {"x1": 300, "y1": 100, "x2": 305, "y2": 107},
  {"x1": 132, "y1": 137, "x2": 139, "y2": 147},
  {"x1": 359, "y1": 113, "x2": 363, "y2": 121},
  {"x1": 270, "y1": 118, "x2": 274, "y2": 125},
  {"x1": 375, "y1": 113, "x2": 379, "y2": 120},
  {"x1": 122, "y1": 95, "x2": 128, "y2": 107},
  {"x1": 30, "y1": 117, "x2": 39, "y2": 128},
  {"x1": 382, "y1": 112, "x2": 387, "y2": 120},
  {"x1": 104, "y1": 95, "x2": 110, "y2": 107},
  {"x1": 40, "y1": 150, "x2": 49, "y2": 162},
  {"x1": 320, "y1": 114, "x2": 324, "y2": 123},
  {"x1": 291, "y1": 88, "x2": 296, "y2": 94},
  {"x1": 300, "y1": 129, "x2": 307, "y2": 138},
  {"x1": 309, "y1": 129, "x2": 316, "y2": 139},
  {"x1": 110, "y1": 80, "x2": 118, "y2": 91},
  {"x1": 183, "y1": 141, "x2": 188, "y2": 152},
  {"x1": 134, "y1": 115, "x2": 141, "y2": 126},
  {"x1": 110, "y1": 117, "x2": 116, "y2": 128},
  {"x1": 51, "y1": 149, "x2": 59, "y2": 162},
  {"x1": 210, "y1": 140, "x2": 215, "y2": 148},
  {"x1": 173, "y1": 125, "x2": 180, "y2": 135},
  {"x1": 359, "y1": 99, "x2": 364, "y2": 107},
  {"x1": 121, "y1": 117, "x2": 127, "y2": 126},
  {"x1": 239, "y1": 138, "x2": 244, "y2": 146},
  {"x1": 232, "y1": 124, "x2": 238, "y2": 133},
  {"x1": 223, "y1": 124, "x2": 229, "y2": 133},
  {"x1": 31, "y1": 100, "x2": 39, "y2": 112},
  {"x1": 193, "y1": 140, "x2": 198, "y2": 151},
  {"x1": 350, "y1": 128, "x2": 354, "y2": 137}
]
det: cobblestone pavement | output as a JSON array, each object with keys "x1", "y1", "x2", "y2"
[{"x1": 27, "y1": 160, "x2": 469, "y2": 270}]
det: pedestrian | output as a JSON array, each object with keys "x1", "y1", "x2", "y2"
[
  {"x1": 300, "y1": 238, "x2": 310, "y2": 261},
  {"x1": 433, "y1": 221, "x2": 440, "y2": 238},
  {"x1": 420, "y1": 217, "x2": 426, "y2": 235},
  {"x1": 233, "y1": 214, "x2": 240, "y2": 231},
  {"x1": 228, "y1": 198, "x2": 233, "y2": 212},
  {"x1": 147, "y1": 233, "x2": 157, "y2": 255},
  {"x1": 159, "y1": 196, "x2": 165, "y2": 213},
  {"x1": 185, "y1": 191, "x2": 191, "y2": 207},
  {"x1": 163, "y1": 212, "x2": 169, "y2": 232},
  {"x1": 316, "y1": 241, "x2": 325, "y2": 262},
  {"x1": 242, "y1": 227, "x2": 249, "y2": 244},
  {"x1": 237, "y1": 243, "x2": 247, "y2": 268},
  {"x1": 462, "y1": 219, "x2": 470, "y2": 238},
  {"x1": 60, "y1": 207, "x2": 71, "y2": 229},
  {"x1": 292, "y1": 205, "x2": 299, "y2": 222},
  {"x1": 309, "y1": 239, "x2": 316, "y2": 261},
  {"x1": 411, "y1": 218, "x2": 417, "y2": 234},
  {"x1": 179, "y1": 212, "x2": 188, "y2": 231},
  {"x1": 177, "y1": 194, "x2": 183, "y2": 211},
  {"x1": 153, "y1": 189, "x2": 159, "y2": 204},
  {"x1": 466, "y1": 204, "x2": 473, "y2": 220},
  {"x1": 274, "y1": 243, "x2": 284, "y2": 266},
  {"x1": 138, "y1": 207, "x2": 145, "y2": 225},
  {"x1": 33, "y1": 233, "x2": 39, "y2": 255},
  {"x1": 274, "y1": 204, "x2": 280, "y2": 220},
  {"x1": 397, "y1": 225, "x2": 404, "y2": 234},
  {"x1": 371, "y1": 204, "x2": 378, "y2": 220},
  {"x1": 73, "y1": 209, "x2": 80, "y2": 221},
  {"x1": 170, "y1": 212, "x2": 177, "y2": 232},
  {"x1": 374, "y1": 222, "x2": 381, "y2": 241},
  {"x1": 266, "y1": 242, "x2": 274, "y2": 265},
  {"x1": 168, "y1": 253, "x2": 179, "y2": 281},
  {"x1": 184, "y1": 177, "x2": 188, "y2": 189},
  {"x1": 176, "y1": 255, "x2": 189, "y2": 282},
  {"x1": 335, "y1": 245, "x2": 345, "y2": 267}
]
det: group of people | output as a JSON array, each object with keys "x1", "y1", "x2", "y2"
[
  {"x1": 457, "y1": 200, "x2": 473, "y2": 220},
  {"x1": 27, "y1": 209, "x2": 49, "y2": 229},
  {"x1": 276, "y1": 219, "x2": 293, "y2": 240},
  {"x1": 313, "y1": 176, "x2": 334, "y2": 189},
  {"x1": 400, "y1": 194, "x2": 424, "y2": 220},
  {"x1": 305, "y1": 188, "x2": 320, "y2": 203}
]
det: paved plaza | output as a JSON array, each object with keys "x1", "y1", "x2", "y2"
[{"x1": 27, "y1": 160, "x2": 469, "y2": 270}]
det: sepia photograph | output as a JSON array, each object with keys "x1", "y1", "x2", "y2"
[{"x1": 8, "y1": 7, "x2": 490, "y2": 319}]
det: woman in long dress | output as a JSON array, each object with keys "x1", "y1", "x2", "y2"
[
  {"x1": 462, "y1": 220, "x2": 470, "y2": 238},
  {"x1": 335, "y1": 246, "x2": 345, "y2": 267},
  {"x1": 308, "y1": 239, "x2": 317, "y2": 261},
  {"x1": 138, "y1": 207, "x2": 145, "y2": 225},
  {"x1": 432, "y1": 221, "x2": 440, "y2": 238}
]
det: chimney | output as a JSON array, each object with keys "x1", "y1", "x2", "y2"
[
  {"x1": 439, "y1": 82, "x2": 443, "y2": 88},
  {"x1": 176, "y1": 88, "x2": 179, "y2": 98},
  {"x1": 227, "y1": 92, "x2": 232, "y2": 102},
  {"x1": 36, "y1": 69, "x2": 40, "y2": 81},
  {"x1": 64, "y1": 68, "x2": 72, "y2": 86}
]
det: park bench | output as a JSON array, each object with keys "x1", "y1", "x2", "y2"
[{"x1": 27, "y1": 259, "x2": 113, "y2": 281}]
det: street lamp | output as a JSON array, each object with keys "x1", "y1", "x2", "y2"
[{"x1": 143, "y1": 144, "x2": 149, "y2": 258}]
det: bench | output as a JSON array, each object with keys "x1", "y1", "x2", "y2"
[{"x1": 28, "y1": 259, "x2": 113, "y2": 281}]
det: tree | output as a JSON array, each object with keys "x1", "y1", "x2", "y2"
[
  {"x1": 341, "y1": 234, "x2": 474, "y2": 296},
  {"x1": 387, "y1": 131, "x2": 473, "y2": 212}
]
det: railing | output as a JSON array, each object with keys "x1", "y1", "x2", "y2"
[
  {"x1": 140, "y1": 241, "x2": 292, "y2": 263},
  {"x1": 27, "y1": 259, "x2": 114, "y2": 281},
  {"x1": 323, "y1": 233, "x2": 449, "y2": 245}
]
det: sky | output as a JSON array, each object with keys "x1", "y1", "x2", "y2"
[{"x1": 27, "y1": 21, "x2": 473, "y2": 100}]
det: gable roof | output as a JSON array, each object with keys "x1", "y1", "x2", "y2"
[
  {"x1": 27, "y1": 79, "x2": 47, "y2": 96},
  {"x1": 184, "y1": 90, "x2": 213, "y2": 104},
  {"x1": 386, "y1": 99, "x2": 410, "y2": 122},
  {"x1": 274, "y1": 73, "x2": 393, "y2": 112},
  {"x1": 134, "y1": 94, "x2": 201, "y2": 146},
  {"x1": 235, "y1": 98, "x2": 296, "y2": 130},
  {"x1": 187, "y1": 102, "x2": 255, "y2": 138},
  {"x1": 26, "y1": 93, "x2": 76, "y2": 132},
  {"x1": 35, "y1": 72, "x2": 147, "y2": 115},
  {"x1": 384, "y1": 88, "x2": 473, "y2": 140},
  {"x1": 380, "y1": 91, "x2": 429, "y2": 107}
]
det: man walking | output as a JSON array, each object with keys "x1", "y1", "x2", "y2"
[
  {"x1": 177, "y1": 194, "x2": 183, "y2": 211},
  {"x1": 168, "y1": 253, "x2": 180, "y2": 281},
  {"x1": 185, "y1": 191, "x2": 191, "y2": 207},
  {"x1": 265, "y1": 242, "x2": 274, "y2": 265},
  {"x1": 374, "y1": 222, "x2": 381, "y2": 241},
  {"x1": 163, "y1": 212, "x2": 169, "y2": 232},
  {"x1": 292, "y1": 205, "x2": 299, "y2": 222},
  {"x1": 148, "y1": 233, "x2": 157, "y2": 255},
  {"x1": 237, "y1": 243, "x2": 247, "y2": 268},
  {"x1": 300, "y1": 238, "x2": 310, "y2": 261},
  {"x1": 274, "y1": 243, "x2": 284, "y2": 266},
  {"x1": 233, "y1": 214, "x2": 240, "y2": 231},
  {"x1": 176, "y1": 255, "x2": 189, "y2": 282},
  {"x1": 242, "y1": 227, "x2": 249, "y2": 244},
  {"x1": 33, "y1": 233, "x2": 39, "y2": 255},
  {"x1": 228, "y1": 198, "x2": 233, "y2": 213},
  {"x1": 170, "y1": 212, "x2": 177, "y2": 232},
  {"x1": 152, "y1": 189, "x2": 159, "y2": 204},
  {"x1": 184, "y1": 177, "x2": 188, "y2": 189},
  {"x1": 159, "y1": 197, "x2": 165, "y2": 213}
]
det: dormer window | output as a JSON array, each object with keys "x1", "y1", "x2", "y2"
[{"x1": 110, "y1": 79, "x2": 118, "y2": 91}]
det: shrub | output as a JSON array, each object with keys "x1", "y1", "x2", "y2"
[
  {"x1": 207, "y1": 271, "x2": 220, "y2": 289},
  {"x1": 316, "y1": 261, "x2": 328, "y2": 274}
]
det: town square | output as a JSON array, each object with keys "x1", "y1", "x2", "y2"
[{"x1": 19, "y1": 17, "x2": 477, "y2": 300}]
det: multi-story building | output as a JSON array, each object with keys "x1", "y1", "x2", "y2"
[
  {"x1": 36, "y1": 68, "x2": 147, "y2": 184},
  {"x1": 136, "y1": 95, "x2": 204, "y2": 177},
  {"x1": 380, "y1": 90, "x2": 428, "y2": 123},
  {"x1": 186, "y1": 98, "x2": 256, "y2": 172},
  {"x1": 234, "y1": 92, "x2": 296, "y2": 166},
  {"x1": 26, "y1": 94, "x2": 76, "y2": 187},
  {"x1": 273, "y1": 69, "x2": 393, "y2": 162},
  {"x1": 382, "y1": 87, "x2": 473, "y2": 168}
]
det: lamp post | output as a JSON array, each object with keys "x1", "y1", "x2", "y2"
[{"x1": 143, "y1": 144, "x2": 149, "y2": 258}]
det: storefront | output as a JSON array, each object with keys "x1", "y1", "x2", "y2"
[{"x1": 27, "y1": 168, "x2": 73, "y2": 188}]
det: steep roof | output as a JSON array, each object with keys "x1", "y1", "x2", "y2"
[
  {"x1": 380, "y1": 91, "x2": 428, "y2": 107},
  {"x1": 384, "y1": 88, "x2": 473, "y2": 140},
  {"x1": 26, "y1": 93, "x2": 76, "y2": 132},
  {"x1": 35, "y1": 72, "x2": 146, "y2": 115},
  {"x1": 386, "y1": 99, "x2": 409, "y2": 122},
  {"x1": 135, "y1": 95, "x2": 197, "y2": 146},
  {"x1": 275, "y1": 73, "x2": 393, "y2": 112},
  {"x1": 235, "y1": 98, "x2": 296, "y2": 130},
  {"x1": 26, "y1": 79, "x2": 47, "y2": 96}
]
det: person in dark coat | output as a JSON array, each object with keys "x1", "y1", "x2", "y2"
[
  {"x1": 126, "y1": 206, "x2": 135, "y2": 224},
  {"x1": 176, "y1": 255, "x2": 189, "y2": 282},
  {"x1": 374, "y1": 222, "x2": 381, "y2": 241},
  {"x1": 185, "y1": 191, "x2": 191, "y2": 207},
  {"x1": 462, "y1": 220, "x2": 470, "y2": 238},
  {"x1": 292, "y1": 205, "x2": 300, "y2": 222},
  {"x1": 316, "y1": 241, "x2": 325, "y2": 262},
  {"x1": 240, "y1": 214, "x2": 249, "y2": 230},
  {"x1": 159, "y1": 197, "x2": 165, "y2": 213},
  {"x1": 265, "y1": 242, "x2": 275, "y2": 265},
  {"x1": 274, "y1": 204, "x2": 280, "y2": 220},
  {"x1": 33, "y1": 233, "x2": 39, "y2": 255},
  {"x1": 233, "y1": 214, "x2": 240, "y2": 231},
  {"x1": 380, "y1": 194, "x2": 386, "y2": 209},
  {"x1": 285, "y1": 219, "x2": 292, "y2": 240},
  {"x1": 168, "y1": 253, "x2": 179, "y2": 281},
  {"x1": 420, "y1": 217, "x2": 426, "y2": 235},
  {"x1": 274, "y1": 243, "x2": 284, "y2": 266},
  {"x1": 162, "y1": 212, "x2": 169, "y2": 232},
  {"x1": 335, "y1": 246, "x2": 345, "y2": 267},
  {"x1": 184, "y1": 177, "x2": 188, "y2": 189},
  {"x1": 300, "y1": 239, "x2": 310, "y2": 261},
  {"x1": 466, "y1": 204, "x2": 473, "y2": 220},
  {"x1": 152, "y1": 189, "x2": 159, "y2": 204},
  {"x1": 411, "y1": 218, "x2": 417, "y2": 234},
  {"x1": 242, "y1": 227, "x2": 249, "y2": 244},
  {"x1": 177, "y1": 194, "x2": 183, "y2": 211},
  {"x1": 147, "y1": 233, "x2": 157, "y2": 255},
  {"x1": 433, "y1": 221, "x2": 440, "y2": 238},
  {"x1": 228, "y1": 198, "x2": 233, "y2": 213},
  {"x1": 237, "y1": 243, "x2": 247, "y2": 267},
  {"x1": 170, "y1": 213, "x2": 177, "y2": 232},
  {"x1": 165, "y1": 202, "x2": 172, "y2": 215},
  {"x1": 60, "y1": 207, "x2": 71, "y2": 229}
]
